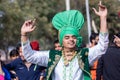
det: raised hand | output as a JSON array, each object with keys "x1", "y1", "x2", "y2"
[
  {"x1": 21, "y1": 19, "x2": 36, "y2": 35},
  {"x1": 92, "y1": 1, "x2": 107, "y2": 17},
  {"x1": 114, "y1": 35, "x2": 120, "y2": 43}
]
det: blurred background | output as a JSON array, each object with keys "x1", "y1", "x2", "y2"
[{"x1": 0, "y1": 0, "x2": 120, "y2": 60}]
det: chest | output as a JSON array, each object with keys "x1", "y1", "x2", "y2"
[
  {"x1": 53, "y1": 57, "x2": 83, "y2": 80},
  {"x1": 14, "y1": 62, "x2": 41, "y2": 73}
]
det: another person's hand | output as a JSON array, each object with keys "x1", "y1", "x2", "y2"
[
  {"x1": 114, "y1": 35, "x2": 120, "y2": 47},
  {"x1": 12, "y1": 78, "x2": 18, "y2": 80},
  {"x1": 21, "y1": 19, "x2": 36, "y2": 35},
  {"x1": 92, "y1": 1, "x2": 107, "y2": 18}
]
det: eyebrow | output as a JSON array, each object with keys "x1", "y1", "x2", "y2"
[{"x1": 64, "y1": 35, "x2": 76, "y2": 37}]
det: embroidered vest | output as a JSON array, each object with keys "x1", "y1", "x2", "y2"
[{"x1": 46, "y1": 48, "x2": 91, "y2": 80}]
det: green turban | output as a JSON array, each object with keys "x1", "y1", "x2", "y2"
[{"x1": 52, "y1": 10, "x2": 84, "y2": 47}]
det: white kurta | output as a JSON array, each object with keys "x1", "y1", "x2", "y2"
[
  {"x1": 52, "y1": 56, "x2": 84, "y2": 80},
  {"x1": 22, "y1": 33, "x2": 109, "y2": 80}
]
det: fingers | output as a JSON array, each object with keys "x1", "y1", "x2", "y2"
[
  {"x1": 31, "y1": 26, "x2": 36, "y2": 31},
  {"x1": 114, "y1": 35, "x2": 120, "y2": 43},
  {"x1": 22, "y1": 20, "x2": 31, "y2": 27},
  {"x1": 32, "y1": 19, "x2": 36, "y2": 25},
  {"x1": 114, "y1": 35, "x2": 119, "y2": 40},
  {"x1": 92, "y1": 8, "x2": 98, "y2": 15},
  {"x1": 98, "y1": 1, "x2": 106, "y2": 10},
  {"x1": 99, "y1": 5, "x2": 106, "y2": 10},
  {"x1": 23, "y1": 19, "x2": 36, "y2": 28},
  {"x1": 98, "y1": 1, "x2": 101, "y2": 6},
  {"x1": 25, "y1": 20, "x2": 33, "y2": 26},
  {"x1": 32, "y1": 19, "x2": 36, "y2": 28},
  {"x1": 21, "y1": 19, "x2": 36, "y2": 32},
  {"x1": 92, "y1": 1, "x2": 102, "y2": 14}
]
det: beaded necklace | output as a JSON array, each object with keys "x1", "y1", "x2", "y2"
[
  {"x1": 62, "y1": 51, "x2": 77, "y2": 66},
  {"x1": 62, "y1": 51, "x2": 77, "y2": 80}
]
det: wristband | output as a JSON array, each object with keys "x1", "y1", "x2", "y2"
[{"x1": 21, "y1": 34, "x2": 27, "y2": 36}]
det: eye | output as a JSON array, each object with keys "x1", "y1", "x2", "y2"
[
  {"x1": 72, "y1": 36, "x2": 76, "y2": 39},
  {"x1": 64, "y1": 36, "x2": 69, "y2": 39}
]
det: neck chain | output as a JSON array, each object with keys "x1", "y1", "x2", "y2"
[
  {"x1": 62, "y1": 50, "x2": 77, "y2": 66},
  {"x1": 62, "y1": 55, "x2": 77, "y2": 80}
]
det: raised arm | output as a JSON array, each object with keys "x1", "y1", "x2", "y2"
[
  {"x1": 21, "y1": 19, "x2": 36, "y2": 42},
  {"x1": 21, "y1": 19, "x2": 49, "y2": 67},
  {"x1": 92, "y1": 1, "x2": 107, "y2": 33},
  {"x1": 88, "y1": 1, "x2": 109, "y2": 66}
]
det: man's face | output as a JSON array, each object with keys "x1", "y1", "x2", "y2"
[
  {"x1": 62, "y1": 34, "x2": 77, "y2": 49},
  {"x1": 54, "y1": 43, "x2": 62, "y2": 51},
  {"x1": 95, "y1": 36, "x2": 99, "y2": 45},
  {"x1": 10, "y1": 56, "x2": 19, "y2": 61},
  {"x1": 91, "y1": 35, "x2": 99, "y2": 46},
  {"x1": 114, "y1": 35, "x2": 120, "y2": 47},
  {"x1": 19, "y1": 47, "x2": 25, "y2": 60}
]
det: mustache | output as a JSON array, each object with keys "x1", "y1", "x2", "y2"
[{"x1": 66, "y1": 54, "x2": 73, "y2": 56}]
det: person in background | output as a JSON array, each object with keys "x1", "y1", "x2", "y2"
[
  {"x1": 30, "y1": 40, "x2": 46, "y2": 80},
  {"x1": 89, "y1": 32, "x2": 99, "y2": 80},
  {"x1": 9, "y1": 49, "x2": 19, "y2": 61},
  {"x1": 54, "y1": 39, "x2": 62, "y2": 51},
  {"x1": 9, "y1": 49, "x2": 19, "y2": 80},
  {"x1": 90, "y1": 32, "x2": 99, "y2": 48},
  {"x1": 30, "y1": 40, "x2": 40, "y2": 51},
  {"x1": 5, "y1": 41, "x2": 46, "y2": 80},
  {"x1": 96, "y1": 33, "x2": 120, "y2": 80},
  {"x1": 0, "y1": 50, "x2": 11, "y2": 80},
  {"x1": 21, "y1": 1, "x2": 109, "y2": 80}
]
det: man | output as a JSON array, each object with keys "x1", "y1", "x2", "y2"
[
  {"x1": 9, "y1": 49, "x2": 19, "y2": 61},
  {"x1": 89, "y1": 32, "x2": 99, "y2": 80},
  {"x1": 96, "y1": 33, "x2": 120, "y2": 80},
  {"x1": 54, "y1": 39, "x2": 62, "y2": 51},
  {"x1": 9, "y1": 49, "x2": 19, "y2": 80},
  {"x1": 21, "y1": 1, "x2": 108, "y2": 80},
  {"x1": 90, "y1": 32, "x2": 99, "y2": 48},
  {"x1": 5, "y1": 41, "x2": 45, "y2": 80},
  {"x1": 0, "y1": 50, "x2": 11, "y2": 80},
  {"x1": 30, "y1": 40, "x2": 46, "y2": 80}
]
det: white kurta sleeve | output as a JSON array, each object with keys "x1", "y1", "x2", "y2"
[
  {"x1": 88, "y1": 32, "x2": 109, "y2": 66},
  {"x1": 22, "y1": 40, "x2": 49, "y2": 67}
]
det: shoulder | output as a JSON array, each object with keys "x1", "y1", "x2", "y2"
[
  {"x1": 79, "y1": 48, "x2": 89, "y2": 56},
  {"x1": 12, "y1": 57, "x2": 22, "y2": 63},
  {"x1": 49, "y1": 50, "x2": 62, "y2": 56},
  {"x1": 7, "y1": 57, "x2": 22, "y2": 65},
  {"x1": 105, "y1": 46, "x2": 120, "y2": 55},
  {"x1": 82, "y1": 48, "x2": 89, "y2": 52},
  {"x1": 2, "y1": 67, "x2": 11, "y2": 79},
  {"x1": 48, "y1": 50, "x2": 62, "y2": 61}
]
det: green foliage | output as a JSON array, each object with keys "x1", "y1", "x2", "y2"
[
  {"x1": 0, "y1": 0, "x2": 120, "y2": 51},
  {"x1": 90, "y1": 0, "x2": 120, "y2": 41},
  {"x1": 0, "y1": 0, "x2": 58, "y2": 50}
]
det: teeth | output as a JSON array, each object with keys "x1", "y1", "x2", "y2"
[
  {"x1": 69, "y1": 43, "x2": 74, "y2": 45},
  {"x1": 69, "y1": 44, "x2": 73, "y2": 45}
]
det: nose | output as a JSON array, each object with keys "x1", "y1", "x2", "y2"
[{"x1": 69, "y1": 36, "x2": 75, "y2": 41}]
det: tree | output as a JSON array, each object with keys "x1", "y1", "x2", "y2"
[{"x1": 0, "y1": 0, "x2": 120, "y2": 53}]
